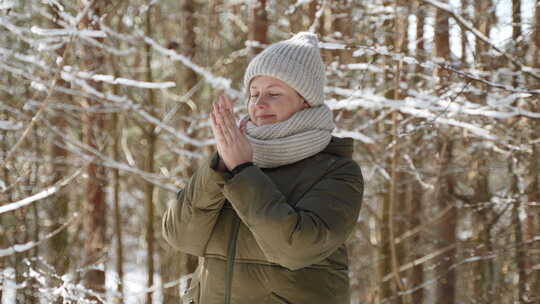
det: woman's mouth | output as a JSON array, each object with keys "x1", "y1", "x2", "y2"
[{"x1": 256, "y1": 114, "x2": 276, "y2": 125}]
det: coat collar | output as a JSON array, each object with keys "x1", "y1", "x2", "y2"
[{"x1": 322, "y1": 136, "x2": 354, "y2": 158}]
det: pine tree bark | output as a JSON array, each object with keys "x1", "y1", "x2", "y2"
[
  {"x1": 48, "y1": 5, "x2": 71, "y2": 278},
  {"x1": 414, "y1": 0, "x2": 426, "y2": 84},
  {"x1": 0, "y1": 93, "x2": 11, "y2": 304},
  {"x1": 460, "y1": 0, "x2": 469, "y2": 63},
  {"x1": 509, "y1": 157, "x2": 527, "y2": 303},
  {"x1": 434, "y1": 0, "x2": 450, "y2": 79},
  {"x1": 473, "y1": 0, "x2": 494, "y2": 70},
  {"x1": 24, "y1": 93, "x2": 40, "y2": 304},
  {"x1": 406, "y1": 7, "x2": 425, "y2": 299},
  {"x1": 248, "y1": 0, "x2": 268, "y2": 58},
  {"x1": 510, "y1": 2, "x2": 528, "y2": 303},
  {"x1": 388, "y1": 1, "x2": 409, "y2": 303},
  {"x1": 525, "y1": 139, "x2": 539, "y2": 303},
  {"x1": 331, "y1": 0, "x2": 352, "y2": 63},
  {"x1": 434, "y1": 3, "x2": 456, "y2": 301},
  {"x1": 406, "y1": 131, "x2": 424, "y2": 303},
  {"x1": 434, "y1": 139, "x2": 456, "y2": 304},
  {"x1": 110, "y1": 9, "x2": 125, "y2": 302},
  {"x1": 80, "y1": 0, "x2": 107, "y2": 298},
  {"x1": 377, "y1": 1, "x2": 399, "y2": 302},
  {"x1": 159, "y1": 2, "x2": 200, "y2": 302},
  {"x1": 511, "y1": 0, "x2": 522, "y2": 88},
  {"x1": 529, "y1": 3, "x2": 540, "y2": 298},
  {"x1": 307, "y1": 1, "x2": 324, "y2": 35},
  {"x1": 144, "y1": 2, "x2": 156, "y2": 303},
  {"x1": 468, "y1": 155, "x2": 495, "y2": 302}
]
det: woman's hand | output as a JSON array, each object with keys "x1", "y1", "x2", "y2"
[{"x1": 210, "y1": 95, "x2": 253, "y2": 172}]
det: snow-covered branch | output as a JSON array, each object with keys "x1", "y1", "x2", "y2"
[
  {"x1": 333, "y1": 129, "x2": 375, "y2": 144},
  {"x1": 420, "y1": 0, "x2": 540, "y2": 81},
  {"x1": 327, "y1": 85, "x2": 539, "y2": 129},
  {"x1": 39, "y1": 118, "x2": 184, "y2": 192},
  {"x1": 0, "y1": 44, "x2": 69, "y2": 170},
  {"x1": 0, "y1": 120, "x2": 22, "y2": 130},
  {"x1": 349, "y1": 44, "x2": 540, "y2": 95},
  {"x1": 0, "y1": 169, "x2": 82, "y2": 215},
  {"x1": 143, "y1": 35, "x2": 243, "y2": 99},
  {"x1": 0, "y1": 213, "x2": 78, "y2": 257},
  {"x1": 61, "y1": 68, "x2": 176, "y2": 89},
  {"x1": 30, "y1": 25, "x2": 105, "y2": 38}
]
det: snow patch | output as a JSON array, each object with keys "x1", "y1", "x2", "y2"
[
  {"x1": 0, "y1": 0, "x2": 17, "y2": 10},
  {"x1": 0, "y1": 120, "x2": 22, "y2": 131}
]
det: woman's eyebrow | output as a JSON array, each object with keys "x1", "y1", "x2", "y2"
[{"x1": 250, "y1": 84, "x2": 282, "y2": 90}]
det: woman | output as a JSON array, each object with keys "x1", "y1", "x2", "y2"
[{"x1": 162, "y1": 32, "x2": 363, "y2": 304}]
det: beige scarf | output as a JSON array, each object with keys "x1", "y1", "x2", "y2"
[{"x1": 244, "y1": 105, "x2": 335, "y2": 168}]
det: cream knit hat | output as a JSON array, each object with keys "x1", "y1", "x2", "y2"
[{"x1": 243, "y1": 32, "x2": 326, "y2": 107}]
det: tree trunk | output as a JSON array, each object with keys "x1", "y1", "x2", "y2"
[
  {"x1": 529, "y1": 3, "x2": 540, "y2": 298},
  {"x1": 159, "y1": 2, "x2": 200, "y2": 302},
  {"x1": 433, "y1": 3, "x2": 457, "y2": 302},
  {"x1": 144, "y1": 2, "x2": 156, "y2": 303},
  {"x1": 1, "y1": 45, "x2": 11, "y2": 300},
  {"x1": 414, "y1": 0, "x2": 426, "y2": 84},
  {"x1": 524, "y1": 137, "x2": 540, "y2": 303},
  {"x1": 378, "y1": 1, "x2": 397, "y2": 302},
  {"x1": 388, "y1": 1, "x2": 409, "y2": 303},
  {"x1": 511, "y1": 0, "x2": 522, "y2": 88},
  {"x1": 510, "y1": 4, "x2": 528, "y2": 302},
  {"x1": 460, "y1": 0, "x2": 469, "y2": 63},
  {"x1": 110, "y1": 9, "x2": 125, "y2": 302},
  {"x1": 248, "y1": 0, "x2": 268, "y2": 58},
  {"x1": 80, "y1": 0, "x2": 107, "y2": 298},
  {"x1": 307, "y1": 1, "x2": 324, "y2": 35},
  {"x1": 406, "y1": 132, "x2": 424, "y2": 304},
  {"x1": 23, "y1": 98, "x2": 41, "y2": 304},
  {"x1": 331, "y1": 0, "x2": 353, "y2": 82},
  {"x1": 468, "y1": 155, "x2": 495, "y2": 302},
  {"x1": 379, "y1": 193, "x2": 393, "y2": 303},
  {"x1": 509, "y1": 157, "x2": 527, "y2": 303},
  {"x1": 48, "y1": 5, "x2": 71, "y2": 278},
  {"x1": 331, "y1": 0, "x2": 352, "y2": 53},
  {"x1": 434, "y1": 0, "x2": 450, "y2": 79},
  {"x1": 307, "y1": 1, "x2": 327, "y2": 61},
  {"x1": 474, "y1": 0, "x2": 494, "y2": 70},
  {"x1": 435, "y1": 139, "x2": 456, "y2": 304}
]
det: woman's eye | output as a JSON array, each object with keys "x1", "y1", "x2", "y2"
[
  {"x1": 269, "y1": 93, "x2": 280, "y2": 97},
  {"x1": 250, "y1": 95, "x2": 258, "y2": 99}
]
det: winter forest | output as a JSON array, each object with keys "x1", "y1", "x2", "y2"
[{"x1": 0, "y1": 0, "x2": 539, "y2": 303}]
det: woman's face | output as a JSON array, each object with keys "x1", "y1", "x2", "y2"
[{"x1": 248, "y1": 76, "x2": 308, "y2": 126}]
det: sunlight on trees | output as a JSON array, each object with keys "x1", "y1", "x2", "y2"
[{"x1": 0, "y1": 0, "x2": 539, "y2": 303}]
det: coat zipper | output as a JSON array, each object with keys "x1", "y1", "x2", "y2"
[{"x1": 224, "y1": 215, "x2": 241, "y2": 304}]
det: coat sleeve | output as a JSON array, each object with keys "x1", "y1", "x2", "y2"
[
  {"x1": 162, "y1": 153, "x2": 228, "y2": 256},
  {"x1": 222, "y1": 158, "x2": 363, "y2": 270}
]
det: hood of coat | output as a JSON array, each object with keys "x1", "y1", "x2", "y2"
[{"x1": 322, "y1": 137, "x2": 354, "y2": 158}]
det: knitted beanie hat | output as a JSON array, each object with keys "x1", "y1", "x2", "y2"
[{"x1": 243, "y1": 32, "x2": 326, "y2": 107}]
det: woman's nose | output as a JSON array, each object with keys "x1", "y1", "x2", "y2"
[{"x1": 254, "y1": 96, "x2": 268, "y2": 107}]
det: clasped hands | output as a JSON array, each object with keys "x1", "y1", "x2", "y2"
[{"x1": 210, "y1": 95, "x2": 253, "y2": 172}]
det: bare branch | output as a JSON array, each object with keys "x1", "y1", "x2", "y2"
[
  {"x1": 0, "y1": 0, "x2": 97, "y2": 170},
  {"x1": 0, "y1": 168, "x2": 82, "y2": 215},
  {"x1": 420, "y1": 0, "x2": 540, "y2": 81},
  {"x1": 0, "y1": 213, "x2": 78, "y2": 257}
]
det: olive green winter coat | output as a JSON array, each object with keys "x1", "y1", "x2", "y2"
[{"x1": 162, "y1": 137, "x2": 363, "y2": 304}]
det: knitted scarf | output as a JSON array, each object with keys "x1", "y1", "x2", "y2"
[{"x1": 244, "y1": 105, "x2": 335, "y2": 168}]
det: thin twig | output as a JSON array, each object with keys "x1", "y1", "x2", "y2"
[
  {"x1": 0, "y1": 0, "x2": 96, "y2": 170},
  {"x1": 0, "y1": 213, "x2": 79, "y2": 257},
  {"x1": 420, "y1": 0, "x2": 540, "y2": 81},
  {"x1": 0, "y1": 43, "x2": 71, "y2": 170}
]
